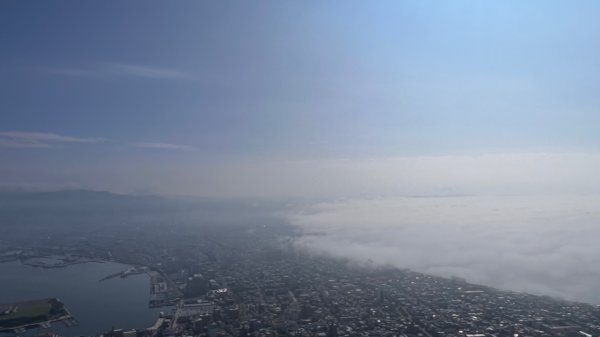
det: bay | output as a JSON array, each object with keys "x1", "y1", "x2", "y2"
[{"x1": 0, "y1": 260, "x2": 165, "y2": 337}]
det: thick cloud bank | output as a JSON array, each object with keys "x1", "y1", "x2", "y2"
[{"x1": 289, "y1": 195, "x2": 600, "y2": 304}]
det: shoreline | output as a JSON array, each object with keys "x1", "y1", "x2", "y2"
[
  {"x1": 0, "y1": 298, "x2": 73, "y2": 334},
  {"x1": 0, "y1": 259, "x2": 165, "y2": 337}
]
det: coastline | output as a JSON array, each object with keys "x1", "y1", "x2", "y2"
[{"x1": 0, "y1": 258, "x2": 165, "y2": 337}]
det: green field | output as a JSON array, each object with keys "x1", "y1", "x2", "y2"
[{"x1": 0, "y1": 298, "x2": 67, "y2": 329}]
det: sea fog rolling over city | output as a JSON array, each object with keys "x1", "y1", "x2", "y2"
[
  {"x1": 2, "y1": 190, "x2": 600, "y2": 337},
  {"x1": 3, "y1": 190, "x2": 600, "y2": 306},
  {"x1": 3, "y1": 1, "x2": 600, "y2": 337}
]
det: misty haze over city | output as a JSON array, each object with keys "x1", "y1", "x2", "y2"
[{"x1": 3, "y1": 1, "x2": 600, "y2": 337}]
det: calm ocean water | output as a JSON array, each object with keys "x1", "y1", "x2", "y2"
[{"x1": 0, "y1": 260, "x2": 166, "y2": 337}]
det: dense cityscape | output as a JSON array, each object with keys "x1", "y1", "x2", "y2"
[
  {"x1": 2, "y1": 193, "x2": 600, "y2": 337},
  {"x1": 4, "y1": 1, "x2": 600, "y2": 337}
]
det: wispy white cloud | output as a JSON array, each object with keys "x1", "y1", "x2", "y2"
[
  {"x1": 133, "y1": 142, "x2": 195, "y2": 151},
  {"x1": 46, "y1": 63, "x2": 193, "y2": 80},
  {"x1": 0, "y1": 131, "x2": 104, "y2": 148},
  {"x1": 107, "y1": 64, "x2": 193, "y2": 80}
]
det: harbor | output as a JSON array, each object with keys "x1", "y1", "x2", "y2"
[
  {"x1": 99, "y1": 266, "x2": 148, "y2": 282},
  {"x1": 0, "y1": 298, "x2": 74, "y2": 334},
  {"x1": 0, "y1": 260, "x2": 162, "y2": 336}
]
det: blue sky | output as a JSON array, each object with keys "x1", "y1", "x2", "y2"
[
  {"x1": 2, "y1": 1, "x2": 600, "y2": 195},
  {"x1": 7, "y1": 1, "x2": 600, "y2": 304}
]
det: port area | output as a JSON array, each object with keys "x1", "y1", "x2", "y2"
[
  {"x1": 99, "y1": 265, "x2": 149, "y2": 281},
  {"x1": 98, "y1": 267, "x2": 180, "y2": 308},
  {"x1": 0, "y1": 298, "x2": 74, "y2": 334},
  {"x1": 148, "y1": 270, "x2": 181, "y2": 308}
]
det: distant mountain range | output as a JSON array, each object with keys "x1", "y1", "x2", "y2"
[{"x1": 0, "y1": 189, "x2": 287, "y2": 233}]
